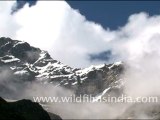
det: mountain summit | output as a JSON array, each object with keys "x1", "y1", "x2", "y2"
[{"x1": 0, "y1": 37, "x2": 124, "y2": 98}]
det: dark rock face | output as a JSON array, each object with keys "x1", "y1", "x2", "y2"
[
  {"x1": 76, "y1": 63, "x2": 124, "y2": 96},
  {"x1": 0, "y1": 97, "x2": 7, "y2": 103},
  {"x1": 48, "y1": 112, "x2": 62, "y2": 120},
  {"x1": 0, "y1": 97, "x2": 61, "y2": 120},
  {"x1": 0, "y1": 37, "x2": 41, "y2": 64}
]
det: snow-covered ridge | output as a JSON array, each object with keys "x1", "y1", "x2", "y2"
[
  {"x1": 0, "y1": 37, "x2": 124, "y2": 96},
  {"x1": 108, "y1": 61, "x2": 123, "y2": 69},
  {"x1": 76, "y1": 64, "x2": 106, "y2": 76}
]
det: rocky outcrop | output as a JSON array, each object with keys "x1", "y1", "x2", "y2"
[
  {"x1": 48, "y1": 112, "x2": 62, "y2": 120},
  {"x1": 0, "y1": 97, "x2": 62, "y2": 120}
]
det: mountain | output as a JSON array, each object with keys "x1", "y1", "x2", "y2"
[
  {"x1": 0, "y1": 37, "x2": 124, "y2": 99},
  {"x1": 1, "y1": 37, "x2": 160, "y2": 119},
  {"x1": 0, "y1": 97, "x2": 62, "y2": 120}
]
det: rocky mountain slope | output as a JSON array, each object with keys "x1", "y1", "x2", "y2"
[
  {"x1": 0, "y1": 97, "x2": 61, "y2": 120},
  {"x1": 1, "y1": 37, "x2": 160, "y2": 119},
  {"x1": 0, "y1": 37, "x2": 124, "y2": 99}
]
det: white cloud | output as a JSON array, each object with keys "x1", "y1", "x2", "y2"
[
  {"x1": 117, "y1": 13, "x2": 160, "y2": 98},
  {"x1": 0, "y1": 1, "x2": 20, "y2": 38},
  {"x1": 14, "y1": 1, "x2": 67, "y2": 50},
  {"x1": 0, "y1": 1, "x2": 117, "y2": 68},
  {"x1": 1, "y1": 1, "x2": 160, "y2": 69}
]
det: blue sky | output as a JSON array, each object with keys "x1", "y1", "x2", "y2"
[{"x1": 67, "y1": 1, "x2": 160, "y2": 30}]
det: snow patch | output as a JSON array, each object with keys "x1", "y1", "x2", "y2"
[
  {"x1": 108, "y1": 61, "x2": 122, "y2": 69},
  {"x1": 1, "y1": 55, "x2": 20, "y2": 63}
]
